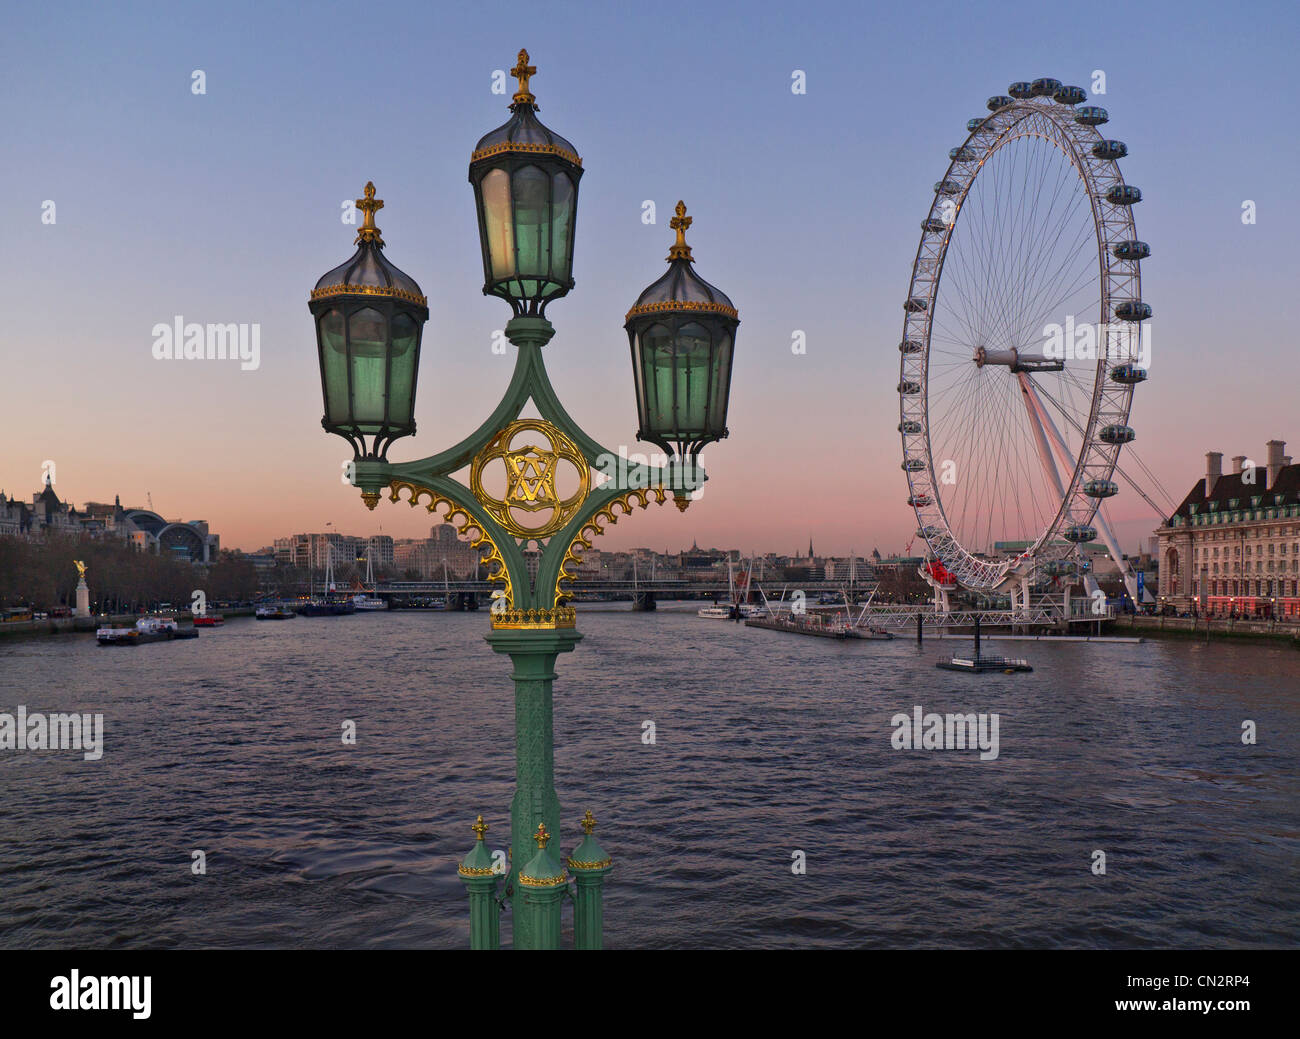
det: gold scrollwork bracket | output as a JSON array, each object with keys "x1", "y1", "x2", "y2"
[
  {"x1": 388, "y1": 479, "x2": 513, "y2": 610},
  {"x1": 553, "y1": 486, "x2": 675, "y2": 606}
]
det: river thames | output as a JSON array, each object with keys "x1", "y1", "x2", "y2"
[{"x1": 1, "y1": 608, "x2": 1297, "y2": 949}]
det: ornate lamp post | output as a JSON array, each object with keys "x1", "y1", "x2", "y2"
[{"x1": 310, "y1": 50, "x2": 738, "y2": 950}]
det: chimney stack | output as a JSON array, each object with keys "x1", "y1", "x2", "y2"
[
  {"x1": 1267, "y1": 440, "x2": 1286, "y2": 490},
  {"x1": 1232, "y1": 455, "x2": 1247, "y2": 475},
  {"x1": 1204, "y1": 452, "x2": 1223, "y2": 497}
]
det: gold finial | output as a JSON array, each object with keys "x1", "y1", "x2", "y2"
[
  {"x1": 511, "y1": 48, "x2": 537, "y2": 108},
  {"x1": 580, "y1": 810, "x2": 597, "y2": 836},
  {"x1": 471, "y1": 815, "x2": 489, "y2": 842},
  {"x1": 667, "y1": 200, "x2": 693, "y2": 262},
  {"x1": 533, "y1": 822, "x2": 551, "y2": 850},
  {"x1": 355, "y1": 181, "x2": 385, "y2": 246}
]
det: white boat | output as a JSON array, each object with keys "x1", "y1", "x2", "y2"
[
  {"x1": 350, "y1": 594, "x2": 389, "y2": 611},
  {"x1": 97, "y1": 616, "x2": 191, "y2": 645},
  {"x1": 698, "y1": 604, "x2": 736, "y2": 619},
  {"x1": 698, "y1": 557, "x2": 767, "y2": 619}
]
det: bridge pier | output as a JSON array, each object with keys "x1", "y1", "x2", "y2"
[{"x1": 632, "y1": 591, "x2": 657, "y2": 612}]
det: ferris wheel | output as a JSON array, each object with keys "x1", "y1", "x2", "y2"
[{"x1": 898, "y1": 78, "x2": 1150, "y2": 601}]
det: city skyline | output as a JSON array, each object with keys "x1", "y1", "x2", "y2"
[{"x1": 3, "y1": 1, "x2": 1296, "y2": 557}]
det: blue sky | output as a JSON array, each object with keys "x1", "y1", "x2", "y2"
[{"x1": 1, "y1": 0, "x2": 1296, "y2": 554}]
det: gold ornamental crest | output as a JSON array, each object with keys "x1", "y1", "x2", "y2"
[{"x1": 470, "y1": 419, "x2": 589, "y2": 539}]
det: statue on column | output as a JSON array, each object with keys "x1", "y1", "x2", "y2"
[{"x1": 74, "y1": 560, "x2": 91, "y2": 618}]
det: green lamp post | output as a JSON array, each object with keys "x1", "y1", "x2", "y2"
[{"x1": 310, "y1": 49, "x2": 739, "y2": 950}]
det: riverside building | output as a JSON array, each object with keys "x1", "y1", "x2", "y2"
[{"x1": 1155, "y1": 440, "x2": 1300, "y2": 618}]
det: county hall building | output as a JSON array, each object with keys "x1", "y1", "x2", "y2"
[{"x1": 1156, "y1": 440, "x2": 1300, "y2": 618}]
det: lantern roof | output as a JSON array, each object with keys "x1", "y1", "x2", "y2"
[
  {"x1": 470, "y1": 50, "x2": 582, "y2": 169},
  {"x1": 626, "y1": 202, "x2": 737, "y2": 321},
  {"x1": 310, "y1": 182, "x2": 427, "y2": 308}
]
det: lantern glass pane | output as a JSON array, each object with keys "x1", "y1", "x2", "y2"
[
  {"x1": 641, "y1": 324, "x2": 673, "y2": 433},
  {"x1": 512, "y1": 165, "x2": 551, "y2": 280},
  {"x1": 348, "y1": 307, "x2": 388, "y2": 428},
  {"x1": 483, "y1": 169, "x2": 515, "y2": 281},
  {"x1": 387, "y1": 312, "x2": 419, "y2": 427},
  {"x1": 708, "y1": 332, "x2": 733, "y2": 431},
  {"x1": 670, "y1": 321, "x2": 712, "y2": 434},
  {"x1": 320, "y1": 309, "x2": 349, "y2": 426},
  {"x1": 551, "y1": 171, "x2": 575, "y2": 281}
]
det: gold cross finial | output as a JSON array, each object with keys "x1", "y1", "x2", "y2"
[
  {"x1": 355, "y1": 181, "x2": 384, "y2": 246},
  {"x1": 511, "y1": 49, "x2": 537, "y2": 107},
  {"x1": 471, "y1": 814, "x2": 488, "y2": 842},
  {"x1": 667, "y1": 200, "x2": 693, "y2": 261},
  {"x1": 533, "y1": 822, "x2": 551, "y2": 850},
  {"x1": 580, "y1": 810, "x2": 597, "y2": 836}
]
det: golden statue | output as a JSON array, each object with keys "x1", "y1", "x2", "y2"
[{"x1": 74, "y1": 560, "x2": 87, "y2": 580}]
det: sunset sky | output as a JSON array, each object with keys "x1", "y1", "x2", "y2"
[{"x1": 2, "y1": 0, "x2": 1296, "y2": 556}]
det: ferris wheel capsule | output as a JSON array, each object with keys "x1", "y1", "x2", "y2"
[
  {"x1": 1110, "y1": 363, "x2": 1148, "y2": 384},
  {"x1": 1084, "y1": 479, "x2": 1119, "y2": 498},
  {"x1": 1099, "y1": 423, "x2": 1136, "y2": 444},
  {"x1": 1114, "y1": 300, "x2": 1153, "y2": 321},
  {"x1": 1093, "y1": 139, "x2": 1128, "y2": 160},
  {"x1": 1113, "y1": 240, "x2": 1150, "y2": 260},
  {"x1": 1075, "y1": 106, "x2": 1109, "y2": 126}
]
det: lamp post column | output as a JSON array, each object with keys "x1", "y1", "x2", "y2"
[
  {"x1": 485, "y1": 626, "x2": 582, "y2": 949},
  {"x1": 457, "y1": 815, "x2": 502, "y2": 950},
  {"x1": 568, "y1": 810, "x2": 613, "y2": 950}
]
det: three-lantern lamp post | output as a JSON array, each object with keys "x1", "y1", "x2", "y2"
[{"x1": 309, "y1": 50, "x2": 739, "y2": 950}]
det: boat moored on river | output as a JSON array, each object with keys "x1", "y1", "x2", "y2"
[{"x1": 97, "y1": 617, "x2": 196, "y2": 646}]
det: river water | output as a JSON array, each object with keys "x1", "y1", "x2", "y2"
[{"x1": 1, "y1": 606, "x2": 1297, "y2": 949}]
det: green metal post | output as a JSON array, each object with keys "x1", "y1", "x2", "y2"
[
  {"x1": 568, "y1": 810, "x2": 613, "y2": 950},
  {"x1": 517, "y1": 823, "x2": 567, "y2": 951},
  {"x1": 485, "y1": 627, "x2": 582, "y2": 949},
  {"x1": 457, "y1": 815, "x2": 502, "y2": 950}
]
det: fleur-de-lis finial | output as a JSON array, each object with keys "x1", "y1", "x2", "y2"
[
  {"x1": 580, "y1": 810, "x2": 597, "y2": 836},
  {"x1": 471, "y1": 814, "x2": 488, "y2": 842},
  {"x1": 667, "y1": 200, "x2": 693, "y2": 262},
  {"x1": 533, "y1": 822, "x2": 551, "y2": 850},
  {"x1": 355, "y1": 181, "x2": 384, "y2": 246},
  {"x1": 511, "y1": 48, "x2": 537, "y2": 108}
]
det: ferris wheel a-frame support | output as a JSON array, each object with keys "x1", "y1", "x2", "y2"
[{"x1": 1018, "y1": 374, "x2": 1145, "y2": 605}]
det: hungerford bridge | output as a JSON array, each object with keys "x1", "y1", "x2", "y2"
[
  {"x1": 366, "y1": 579, "x2": 1114, "y2": 627},
  {"x1": 371, "y1": 576, "x2": 877, "y2": 604}
]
